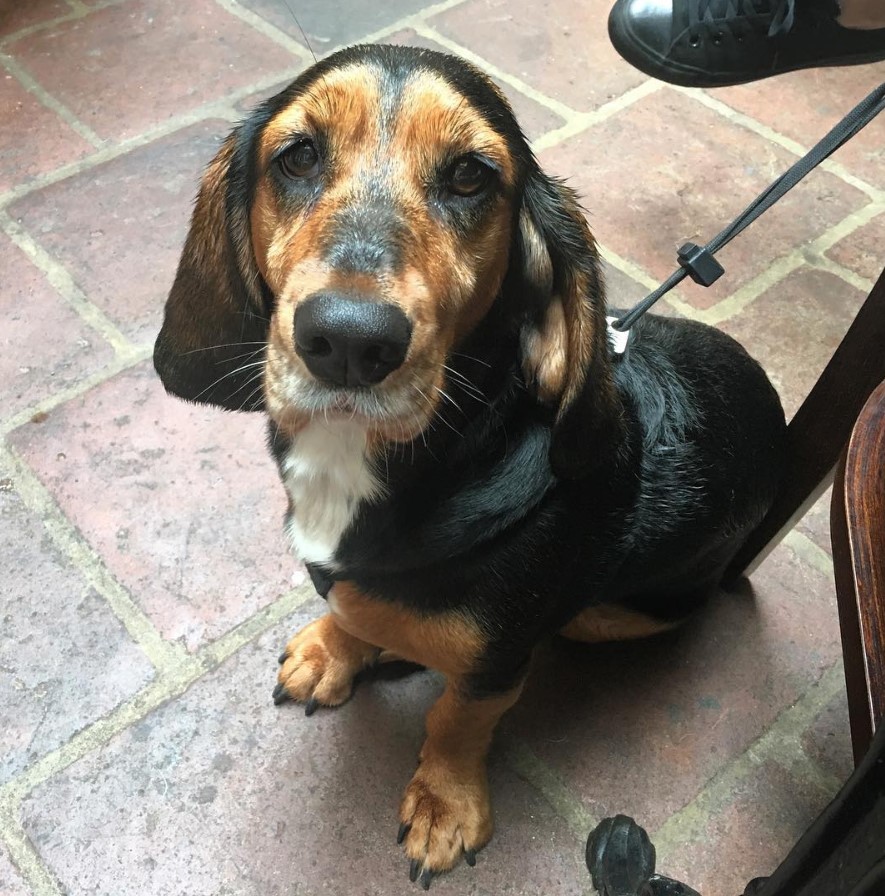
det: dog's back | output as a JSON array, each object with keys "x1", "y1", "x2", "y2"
[{"x1": 597, "y1": 313, "x2": 787, "y2": 613}]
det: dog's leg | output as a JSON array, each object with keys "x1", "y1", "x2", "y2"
[
  {"x1": 324, "y1": 580, "x2": 526, "y2": 878},
  {"x1": 274, "y1": 613, "x2": 381, "y2": 711},
  {"x1": 398, "y1": 677, "x2": 524, "y2": 885},
  {"x1": 559, "y1": 604, "x2": 680, "y2": 643}
]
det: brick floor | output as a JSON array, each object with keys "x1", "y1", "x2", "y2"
[
  {"x1": 0, "y1": 73, "x2": 95, "y2": 194},
  {"x1": 0, "y1": 847, "x2": 29, "y2": 896},
  {"x1": 0, "y1": 488, "x2": 155, "y2": 785},
  {"x1": 825, "y1": 209, "x2": 885, "y2": 283},
  {"x1": 0, "y1": 233, "x2": 115, "y2": 422},
  {"x1": 3, "y1": 0, "x2": 298, "y2": 143},
  {"x1": 7, "y1": 121, "x2": 232, "y2": 346},
  {"x1": 1, "y1": 1, "x2": 883, "y2": 895}
]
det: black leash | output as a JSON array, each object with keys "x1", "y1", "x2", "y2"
[{"x1": 608, "y1": 79, "x2": 885, "y2": 349}]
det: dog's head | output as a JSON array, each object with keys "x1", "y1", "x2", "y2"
[{"x1": 154, "y1": 44, "x2": 623, "y2": 478}]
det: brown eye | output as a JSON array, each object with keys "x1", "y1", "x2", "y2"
[
  {"x1": 279, "y1": 139, "x2": 320, "y2": 179},
  {"x1": 447, "y1": 155, "x2": 493, "y2": 197}
]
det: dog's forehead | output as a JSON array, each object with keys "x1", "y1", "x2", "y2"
[{"x1": 258, "y1": 57, "x2": 517, "y2": 182}]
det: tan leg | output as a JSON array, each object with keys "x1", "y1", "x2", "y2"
[
  {"x1": 559, "y1": 603, "x2": 680, "y2": 643},
  {"x1": 837, "y1": 0, "x2": 885, "y2": 29},
  {"x1": 275, "y1": 613, "x2": 380, "y2": 711},
  {"x1": 318, "y1": 580, "x2": 525, "y2": 881},
  {"x1": 398, "y1": 679, "x2": 523, "y2": 886}
]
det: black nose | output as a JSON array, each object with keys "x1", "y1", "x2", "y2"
[{"x1": 294, "y1": 293, "x2": 412, "y2": 388}]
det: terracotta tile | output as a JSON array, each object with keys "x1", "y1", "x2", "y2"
[
  {"x1": 663, "y1": 759, "x2": 839, "y2": 895},
  {"x1": 801, "y1": 689, "x2": 853, "y2": 785},
  {"x1": 0, "y1": 0, "x2": 69, "y2": 38},
  {"x1": 0, "y1": 71, "x2": 94, "y2": 193},
  {"x1": 430, "y1": 0, "x2": 648, "y2": 113},
  {"x1": 0, "y1": 847, "x2": 29, "y2": 896},
  {"x1": 235, "y1": 0, "x2": 433, "y2": 54},
  {"x1": 0, "y1": 485, "x2": 155, "y2": 785},
  {"x1": 4, "y1": 0, "x2": 297, "y2": 142},
  {"x1": 715, "y1": 63, "x2": 885, "y2": 187},
  {"x1": 539, "y1": 90, "x2": 868, "y2": 311},
  {"x1": 505, "y1": 542, "x2": 841, "y2": 831},
  {"x1": 8, "y1": 120, "x2": 228, "y2": 346},
  {"x1": 719, "y1": 268, "x2": 867, "y2": 419},
  {"x1": 383, "y1": 29, "x2": 565, "y2": 141},
  {"x1": 600, "y1": 257, "x2": 681, "y2": 318},
  {"x1": 8, "y1": 363, "x2": 296, "y2": 653},
  {"x1": 825, "y1": 211, "x2": 885, "y2": 284},
  {"x1": 234, "y1": 78, "x2": 296, "y2": 115},
  {"x1": 235, "y1": 33, "x2": 566, "y2": 143},
  {"x1": 0, "y1": 233, "x2": 114, "y2": 422},
  {"x1": 22, "y1": 613, "x2": 589, "y2": 895}
]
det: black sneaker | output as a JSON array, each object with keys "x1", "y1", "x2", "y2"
[{"x1": 608, "y1": 0, "x2": 885, "y2": 88}]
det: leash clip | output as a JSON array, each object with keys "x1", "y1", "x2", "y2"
[
  {"x1": 606, "y1": 315, "x2": 630, "y2": 358},
  {"x1": 677, "y1": 241, "x2": 725, "y2": 287}
]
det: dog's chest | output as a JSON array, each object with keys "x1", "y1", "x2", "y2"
[{"x1": 280, "y1": 420, "x2": 382, "y2": 568}]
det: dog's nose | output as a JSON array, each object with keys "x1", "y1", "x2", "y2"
[{"x1": 294, "y1": 293, "x2": 412, "y2": 387}]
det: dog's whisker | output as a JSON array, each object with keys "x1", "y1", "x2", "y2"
[
  {"x1": 414, "y1": 385, "x2": 463, "y2": 441},
  {"x1": 230, "y1": 372, "x2": 267, "y2": 411},
  {"x1": 450, "y1": 352, "x2": 492, "y2": 369},
  {"x1": 442, "y1": 364, "x2": 486, "y2": 396},
  {"x1": 181, "y1": 341, "x2": 267, "y2": 356},
  {"x1": 442, "y1": 367, "x2": 490, "y2": 408},
  {"x1": 190, "y1": 360, "x2": 266, "y2": 404},
  {"x1": 433, "y1": 385, "x2": 466, "y2": 418}
]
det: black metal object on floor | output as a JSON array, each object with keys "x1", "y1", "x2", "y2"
[{"x1": 587, "y1": 720, "x2": 885, "y2": 896}]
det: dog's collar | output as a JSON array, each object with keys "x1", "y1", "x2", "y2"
[{"x1": 606, "y1": 316, "x2": 630, "y2": 358}]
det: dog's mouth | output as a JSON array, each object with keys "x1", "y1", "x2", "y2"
[{"x1": 264, "y1": 358, "x2": 442, "y2": 441}]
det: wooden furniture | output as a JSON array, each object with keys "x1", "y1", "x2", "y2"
[
  {"x1": 587, "y1": 307, "x2": 885, "y2": 896},
  {"x1": 831, "y1": 377, "x2": 885, "y2": 765},
  {"x1": 726, "y1": 265, "x2": 885, "y2": 763}
]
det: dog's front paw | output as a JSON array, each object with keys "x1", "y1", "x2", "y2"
[
  {"x1": 398, "y1": 761, "x2": 492, "y2": 888},
  {"x1": 274, "y1": 614, "x2": 379, "y2": 713}
]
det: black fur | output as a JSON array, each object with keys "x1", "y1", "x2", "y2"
[
  {"x1": 269, "y1": 308, "x2": 785, "y2": 696},
  {"x1": 157, "y1": 44, "x2": 788, "y2": 701}
]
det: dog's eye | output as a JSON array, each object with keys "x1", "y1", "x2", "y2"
[
  {"x1": 447, "y1": 156, "x2": 493, "y2": 197},
  {"x1": 278, "y1": 139, "x2": 320, "y2": 179}
]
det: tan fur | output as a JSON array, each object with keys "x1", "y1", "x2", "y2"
[
  {"x1": 247, "y1": 64, "x2": 516, "y2": 443},
  {"x1": 520, "y1": 298, "x2": 569, "y2": 403},
  {"x1": 560, "y1": 604, "x2": 680, "y2": 643},
  {"x1": 399, "y1": 682, "x2": 523, "y2": 874},
  {"x1": 328, "y1": 581, "x2": 486, "y2": 678},
  {"x1": 259, "y1": 64, "x2": 382, "y2": 170},
  {"x1": 278, "y1": 613, "x2": 380, "y2": 706},
  {"x1": 276, "y1": 581, "x2": 514, "y2": 875},
  {"x1": 517, "y1": 193, "x2": 598, "y2": 418}
]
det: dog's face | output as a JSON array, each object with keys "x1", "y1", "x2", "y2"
[
  {"x1": 252, "y1": 55, "x2": 521, "y2": 439},
  {"x1": 155, "y1": 45, "x2": 622, "y2": 477}
]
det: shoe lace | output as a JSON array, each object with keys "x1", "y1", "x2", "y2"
[{"x1": 688, "y1": 0, "x2": 796, "y2": 38}]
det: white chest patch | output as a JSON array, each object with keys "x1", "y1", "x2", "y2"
[{"x1": 281, "y1": 420, "x2": 382, "y2": 568}]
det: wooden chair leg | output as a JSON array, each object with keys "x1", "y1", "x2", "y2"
[
  {"x1": 831, "y1": 449, "x2": 874, "y2": 766},
  {"x1": 726, "y1": 265, "x2": 885, "y2": 581},
  {"x1": 831, "y1": 379, "x2": 885, "y2": 764}
]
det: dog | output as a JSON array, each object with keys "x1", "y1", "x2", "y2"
[{"x1": 154, "y1": 43, "x2": 787, "y2": 888}]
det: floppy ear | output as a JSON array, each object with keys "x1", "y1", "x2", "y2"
[
  {"x1": 153, "y1": 130, "x2": 270, "y2": 411},
  {"x1": 516, "y1": 170, "x2": 626, "y2": 479}
]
